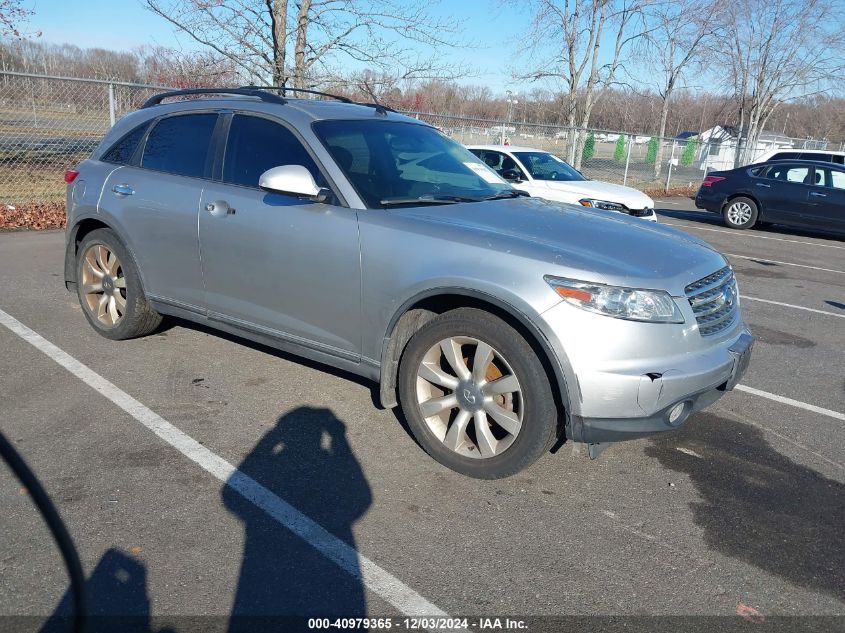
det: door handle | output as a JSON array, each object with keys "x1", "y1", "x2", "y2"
[
  {"x1": 809, "y1": 191, "x2": 827, "y2": 198},
  {"x1": 112, "y1": 184, "x2": 134, "y2": 196},
  {"x1": 755, "y1": 183, "x2": 771, "y2": 188},
  {"x1": 204, "y1": 200, "x2": 236, "y2": 216}
]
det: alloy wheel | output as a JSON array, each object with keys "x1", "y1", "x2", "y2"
[
  {"x1": 726, "y1": 201, "x2": 753, "y2": 225},
  {"x1": 415, "y1": 336, "x2": 523, "y2": 458},
  {"x1": 81, "y1": 244, "x2": 127, "y2": 327}
]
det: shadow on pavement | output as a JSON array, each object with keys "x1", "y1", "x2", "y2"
[
  {"x1": 645, "y1": 413, "x2": 844, "y2": 601},
  {"x1": 223, "y1": 406, "x2": 373, "y2": 631},
  {"x1": 40, "y1": 548, "x2": 173, "y2": 633}
]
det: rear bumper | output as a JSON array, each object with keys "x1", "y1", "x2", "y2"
[
  {"x1": 565, "y1": 332, "x2": 754, "y2": 444},
  {"x1": 694, "y1": 189, "x2": 725, "y2": 213}
]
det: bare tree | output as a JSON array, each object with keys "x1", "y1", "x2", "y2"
[
  {"x1": 0, "y1": 0, "x2": 37, "y2": 39},
  {"x1": 641, "y1": 0, "x2": 724, "y2": 177},
  {"x1": 519, "y1": 0, "x2": 647, "y2": 168},
  {"x1": 143, "y1": 0, "x2": 462, "y2": 90},
  {"x1": 721, "y1": 0, "x2": 844, "y2": 166}
]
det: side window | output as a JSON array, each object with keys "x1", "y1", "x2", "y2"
[
  {"x1": 799, "y1": 153, "x2": 831, "y2": 162},
  {"x1": 820, "y1": 168, "x2": 845, "y2": 190},
  {"x1": 102, "y1": 123, "x2": 149, "y2": 165},
  {"x1": 771, "y1": 152, "x2": 799, "y2": 161},
  {"x1": 768, "y1": 164, "x2": 810, "y2": 183},
  {"x1": 833, "y1": 155, "x2": 844, "y2": 165},
  {"x1": 141, "y1": 113, "x2": 218, "y2": 178},
  {"x1": 223, "y1": 114, "x2": 323, "y2": 189}
]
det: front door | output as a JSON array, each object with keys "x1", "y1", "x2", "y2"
[
  {"x1": 198, "y1": 113, "x2": 362, "y2": 358},
  {"x1": 806, "y1": 166, "x2": 845, "y2": 235}
]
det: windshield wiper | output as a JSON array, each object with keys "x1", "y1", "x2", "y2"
[
  {"x1": 380, "y1": 195, "x2": 473, "y2": 207},
  {"x1": 483, "y1": 189, "x2": 530, "y2": 200}
]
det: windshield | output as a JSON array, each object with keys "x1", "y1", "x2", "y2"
[
  {"x1": 313, "y1": 120, "x2": 512, "y2": 208},
  {"x1": 513, "y1": 151, "x2": 586, "y2": 182}
]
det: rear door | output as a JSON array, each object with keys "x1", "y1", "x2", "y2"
[
  {"x1": 759, "y1": 163, "x2": 813, "y2": 227},
  {"x1": 806, "y1": 165, "x2": 845, "y2": 235},
  {"x1": 197, "y1": 113, "x2": 362, "y2": 358},
  {"x1": 100, "y1": 112, "x2": 219, "y2": 309}
]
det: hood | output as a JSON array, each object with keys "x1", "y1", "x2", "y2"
[
  {"x1": 538, "y1": 179, "x2": 654, "y2": 209},
  {"x1": 393, "y1": 197, "x2": 725, "y2": 294}
]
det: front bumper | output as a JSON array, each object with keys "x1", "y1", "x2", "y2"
[{"x1": 539, "y1": 297, "x2": 754, "y2": 444}]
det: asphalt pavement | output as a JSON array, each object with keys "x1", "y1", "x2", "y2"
[{"x1": 0, "y1": 198, "x2": 843, "y2": 632}]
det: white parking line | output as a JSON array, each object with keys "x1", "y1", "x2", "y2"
[
  {"x1": 0, "y1": 308, "x2": 447, "y2": 620},
  {"x1": 726, "y1": 253, "x2": 845, "y2": 275},
  {"x1": 660, "y1": 221, "x2": 845, "y2": 250},
  {"x1": 735, "y1": 385, "x2": 845, "y2": 422},
  {"x1": 741, "y1": 295, "x2": 845, "y2": 319}
]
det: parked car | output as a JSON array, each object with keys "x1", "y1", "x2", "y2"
[
  {"x1": 695, "y1": 159, "x2": 845, "y2": 235},
  {"x1": 753, "y1": 148, "x2": 845, "y2": 165},
  {"x1": 633, "y1": 135, "x2": 651, "y2": 145},
  {"x1": 466, "y1": 145, "x2": 657, "y2": 221},
  {"x1": 64, "y1": 87, "x2": 753, "y2": 479}
]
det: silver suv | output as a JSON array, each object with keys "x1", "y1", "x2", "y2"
[{"x1": 64, "y1": 87, "x2": 753, "y2": 479}]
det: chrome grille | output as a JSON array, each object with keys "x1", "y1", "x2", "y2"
[{"x1": 685, "y1": 266, "x2": 738, "y2": 336}]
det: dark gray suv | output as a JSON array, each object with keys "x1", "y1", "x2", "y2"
[{"x1": 64, "y1": 88, "x2": 753, "y2": 478}]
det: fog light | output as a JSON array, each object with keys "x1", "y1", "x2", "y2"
[{"x1": 668, "y1": 402, "x2": 686, "y2": 425}]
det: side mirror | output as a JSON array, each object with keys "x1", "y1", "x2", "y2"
[
  {"x1": 259, "y1": 165, "x2": 330, "y2": 202},
  {"x1": 501, "y1": 169, "x2": 522, "y2": 183}
]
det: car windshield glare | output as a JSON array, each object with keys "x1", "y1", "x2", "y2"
[
  {"x1": 513, "y1": 151, "x2": 586, "y2": 182},
  {"x1": 313, "y1": 120, "x2": 512, "y2": 208}
]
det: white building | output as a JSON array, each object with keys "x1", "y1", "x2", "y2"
[{"x1": 696, "y1": 126, "x2": 794, "y2": 171}]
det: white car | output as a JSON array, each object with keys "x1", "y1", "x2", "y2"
[
  {"x1": 752, "y1": 148, "x2": 845, "y2": 165},
  {"x1": 466, "y1": 145, "x2": 657, "y2": 221}
]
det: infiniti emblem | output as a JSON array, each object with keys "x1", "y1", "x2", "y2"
[{"x1": 463, "y1": 389, "x2": 476, "y2": 405}]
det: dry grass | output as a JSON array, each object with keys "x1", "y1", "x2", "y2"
[{"x1": 0, "y1": 166, "x2": 67, "y2": 205}]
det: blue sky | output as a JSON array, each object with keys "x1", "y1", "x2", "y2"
[{"x1": 29, "y1": 0, "x2": 596, "y2": 95}]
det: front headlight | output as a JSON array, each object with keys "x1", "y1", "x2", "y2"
[
  {"x1": 578, "y1": 198, "x2": 625, "y2": 212},
  {"x1": 545, "y1": 276, "x2": 684, "y2": 323}
]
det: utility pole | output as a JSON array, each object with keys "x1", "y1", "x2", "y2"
[{"x1": 501, "y1": 90, "x2": 518, "y2": 145}]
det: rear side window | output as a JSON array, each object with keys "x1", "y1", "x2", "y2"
[
  {"x1": 770, "y1": 152, "x2": 799, "y2": 161},
  {"x1": 222, "y1": 114, "x2": 322, "y2": 188},
  {"x1": 102, "y1": 123, "x2": 149, "y2": 164},
  {"x1": 141, "y1": 113, "x2": 218, "y2": 178},
  {"x1": 799, "y1": 153, "x2": 832, "y2": 162}
]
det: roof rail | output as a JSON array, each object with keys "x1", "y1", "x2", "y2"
[
  {"x1": 243, "y1": 86, "x2": 354, "y2": 104},
  {"x1": 141, "y1": 87, "x2": 287, "y2": 109},
  {"x1": 241, "y1": 84, "x2": 394, "y2": 114}
]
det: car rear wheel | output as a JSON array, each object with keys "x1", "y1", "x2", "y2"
[
  {"x1": 723, "y1": 197, "x2": 758, "y2": 229},
  {"x1": 398, "y1": 308, "x2": 558, "y2": 479},
  {"x1": 76, "y1": 228, "x2": 162, "y2": 340}
]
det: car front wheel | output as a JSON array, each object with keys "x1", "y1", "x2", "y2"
[{"x1": 398, "y1": 308, "x2": 558, "y2": 479}]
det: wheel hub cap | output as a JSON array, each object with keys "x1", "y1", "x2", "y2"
[{"x1": 456, "y1": 382, "x2": 484, "y2": 412}]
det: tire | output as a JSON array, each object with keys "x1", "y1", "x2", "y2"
[
  {"x1": 76, "y1": 228, "x2": 162, "y2": 340},
  {"x1": 723, "y1": 197, "x2": 758, "y2": 229},
  {"x1": 398, "y1": 308, "x2": 558, "y2": 479}
]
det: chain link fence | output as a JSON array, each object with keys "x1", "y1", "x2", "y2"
[{"x1": 1, "y1": 71, "x2": 842, "y2": 209}]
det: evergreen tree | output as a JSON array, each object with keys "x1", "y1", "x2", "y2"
[
  {"x1": 645, "y1": 137, "x2": 659, "y2": 164},
  {"x1": 681, "y1": 136, "x2": 699, "y2": 166},
  {"x1": 613, "y1": 135, "x2": 626, "y2": 161},
  {"x1": 583, "y1": 132, "x2": 595, "y2": 161}
]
